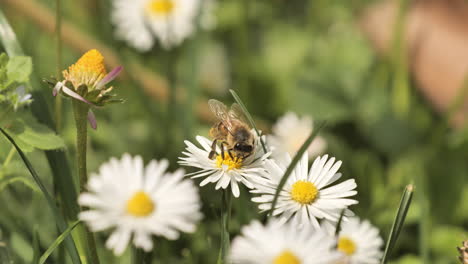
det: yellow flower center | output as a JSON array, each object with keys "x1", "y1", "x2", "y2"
[
  {"x1": 290, "y1": 180, "x2": 318, "y2": 205},
  {"x1": 216, "y1": 154, "x2": 243, "y2": 171},
  {"x1": 72, "y1": 49, "x2": 106, "y2": 76},
  {"x1": 62, "y1": 49, "x2": 107, "y2": 88},
  {"x1": 146, "y1": 0, "x2": 175, "y2": 15},
  {"x1": 126, "y1": 191, "x2": 155, "y2": 217},
  {"x1": 337, "y1": 237, "x2": 357, "y2": 256},
  {"x1": 273, "y1": 250, "x2": 301, "y2": 264}
]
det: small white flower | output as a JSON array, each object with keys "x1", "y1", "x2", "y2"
[
  {"x1": 268, "y1": 112, "x2": 327, "y2": 162},
  {"x1": 230, "y1": 219, "x2": 340, "y2": 264},
  {"x1": 111, "y1": 0, "x2": 203, "y2": 51},
  {"x1": 251, "y1": 152, "x2": 358, "y2": 229},
  {"x1": 78, "y1": 154, "x2": 202, "y2": 255},
  {"x1": 336, "y1": 217, "x2": 384, "y2": 264},
  {"x1": 178, "y1": 133, "x2": 270, "y2": 198},
  {"x1": 14, "y1": 85, "x2": 32, "y2": 109}
]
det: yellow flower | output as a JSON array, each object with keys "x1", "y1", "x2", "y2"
[
  {"x1": 62, "y1": 49, "x2": 107, "y2": 89},
  {"x1": 52, "y1": 49, "x2": 123, "y2": 107}
]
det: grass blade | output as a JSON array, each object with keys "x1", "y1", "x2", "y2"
[
  {"x1": 39, "y1": 220, "x2": 81, "y2": 264},
  {"x1": 229, "y1": 89, "x2": 268, "y2": 154},
  {"x1": 268, "y1": 121, "x2": 326, "y2": 218},
  {"x1": 0, "y1": 128, "x2": 82, "y2": 264},
  {"x1": 380, "y1": 184, "x2": 415, "y2": 264}
]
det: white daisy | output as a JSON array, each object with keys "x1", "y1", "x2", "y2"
[
  {"x1": 251, "y1": 152, "x2": 358, "y2": 229},
  {"x1": 178, "y1": 133, "x2": 270, "y2": 198},
  {"x1": 229, "y1": 219, "x2": 340, "y2": 264},
  {"x1": 268, "y1": 112, "x2": 327, "y2": 162},
  {"x1": 78, "y1": 154, "x2": 202, "y2": 255},
  {"x1": 335, "y1": 217, "x2": 384, "y2": 264},
  {"x1": 111, "y1": 0, "x2": 202, "y2": 51}
]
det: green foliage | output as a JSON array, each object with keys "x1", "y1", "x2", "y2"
[
  {"x1": 4, "y1": 112, "x2": 65, "y2": 151},
  {"x1": 0, "y1": 53, "x2": 32, "y2": 110},
  {"x1": 0, "y1": 128, "x2": 82, "y2": 264},
  {"x1": 39, "y1": 220, "x2": 81, "y2": 264},
  {"x1": 7, "y1": 56, "x2": 32, "y2": 84},
  {"x1": 381, "y1": 185, "x2": 415, "y2": 264},
  {"x1": 0, "y1": 0, "x2": 467, "y2": 263},
  {"x1": 0, "y1": 53, "x2": 64, "y2": 152}
]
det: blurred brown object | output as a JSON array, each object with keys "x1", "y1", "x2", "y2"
[
  {"x1": 458, "y1": 240, "x2": 468, "y2": 264},
  {"x1": 360, "y1": 0, "x2": 468, "y2": 126}
]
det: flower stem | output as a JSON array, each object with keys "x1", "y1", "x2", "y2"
[
  {"x1": 132, "y1": 246, "x2": 153, "y2": 264},
  {"x1": 72, "y1": 100, "x2": 100, "y2": 264},
  {"x1": 55, "y1": 0, "x2": 63, "y2": 131},
  {"x1": 2, "y1": 147, "x2": 15, "y2": 168},
  {"x1": 132, "y1": 247, "x2": 143, "y2": 264},
  {"x1": 217, "y1": 189, "x2": 232, "y2": 264}
]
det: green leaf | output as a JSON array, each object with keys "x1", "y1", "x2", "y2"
[
  {"x1": 39, "y1": 220, "x2": 81, "y2": 264},
  {"x1": 11, "y1": 232, "x2": 33, "y2": 262},
  {"x1": 0, "y1": 53, "x2": 8, "y2": 68},
  {"x1": 7, "y1": 56, "x2": 32, "y2": 84},
  {"x1": 5, "y1": 112, "x2": 65, "y2": 150},
  {"x1": 0, "y1": 128, "x2": 82, "y2": 264},
  {"x1": 268, "y1": 121, "x2": 326, "y2": 218},
  {"x1": 0, "y1": 174, "x2": 40, "y2": 193},
  {"x1": 381, "y1": 184, "x2": 415, "y2": 264}
]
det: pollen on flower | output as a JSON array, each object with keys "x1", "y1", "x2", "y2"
[
  {"x1": 216, "y1": 154, "x2": 243, "y2": 171},
  {"x1": 62, "y1": 49, "x2": 107, "y2": 88},
  {"x1": 146, "y1": 0, "x2": 175, "y2": 15},
  {"x1": 290, "y1": 180, "x2": 318, "y2": 205},
  {"x1": 337, "y1": 237, "x2": 357, "y2": 256},
  {"x1": 70, "y1": 49, "x2": 106, "y2": 76},
  {"x1": 126, "y1": 191, "x2": 155, "y2": 217},
  {"x1": 273, "y1": 250, "x2": 301, "y2": 264}
]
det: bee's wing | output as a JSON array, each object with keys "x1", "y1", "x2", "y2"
[
  {"x1": 208, "y1": 99, "x2": 234, "y2": 130},
  {"x1": 229, "y1": 103, "x2": 250, "y2": 128}
]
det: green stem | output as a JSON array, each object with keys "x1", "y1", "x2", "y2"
[
  {"x1": 2, "y1": 146, "x2": 15, "y2": 168},
  {"x1": 164, "y1": 48, "x2": 179, "y2": 160},
  {"x1": 55, "y1": 0, "x2": 63, "y2": 131},
  {"x1": 132, "y1": 246, "x2": 152, "y2": 264},
  {"x1": 0, "y1": 146, "x2": 15, "y2": 180},
  {"x1": 72, "y1": 100, "x2": 100, "y2": 264},
  {"x1": 132, "y1": 247, "x2": 143, "y2": 264},
  {"x1": 73, "y1": 101, "x2": 89, "y2": 191},
  {"x1": 217, "y1": 190, "x2": 232, "y2": 264}
]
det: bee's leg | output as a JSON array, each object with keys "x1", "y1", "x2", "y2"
[
  {"x1": 220, "y1": 141, "x2": 231, "y2": 160},
  {"x1": 220, "y1": 143, "x2": 226, "y2": 160},
  {"x1": 208, "y1": 139, "x2": 218, "y2": 159},
  {"x1": 227, "y1": 148, "x2": 235, "y2": 160}
]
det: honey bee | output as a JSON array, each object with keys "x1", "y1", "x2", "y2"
[{"x1": 208, "y1": 99, "x2": 255, "y2": 160}]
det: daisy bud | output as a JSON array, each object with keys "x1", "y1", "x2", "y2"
[{"x1": 51, "y1": 49, "x2": 123, "y2": 107}]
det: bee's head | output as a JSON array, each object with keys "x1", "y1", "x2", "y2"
[{"x1": 234, "y1": 143, "x2": 253, "y2": 153}]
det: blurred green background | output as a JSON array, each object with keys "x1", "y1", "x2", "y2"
[{"x1": 0, "y1": 0, "x2": 467, "y2": 263}]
